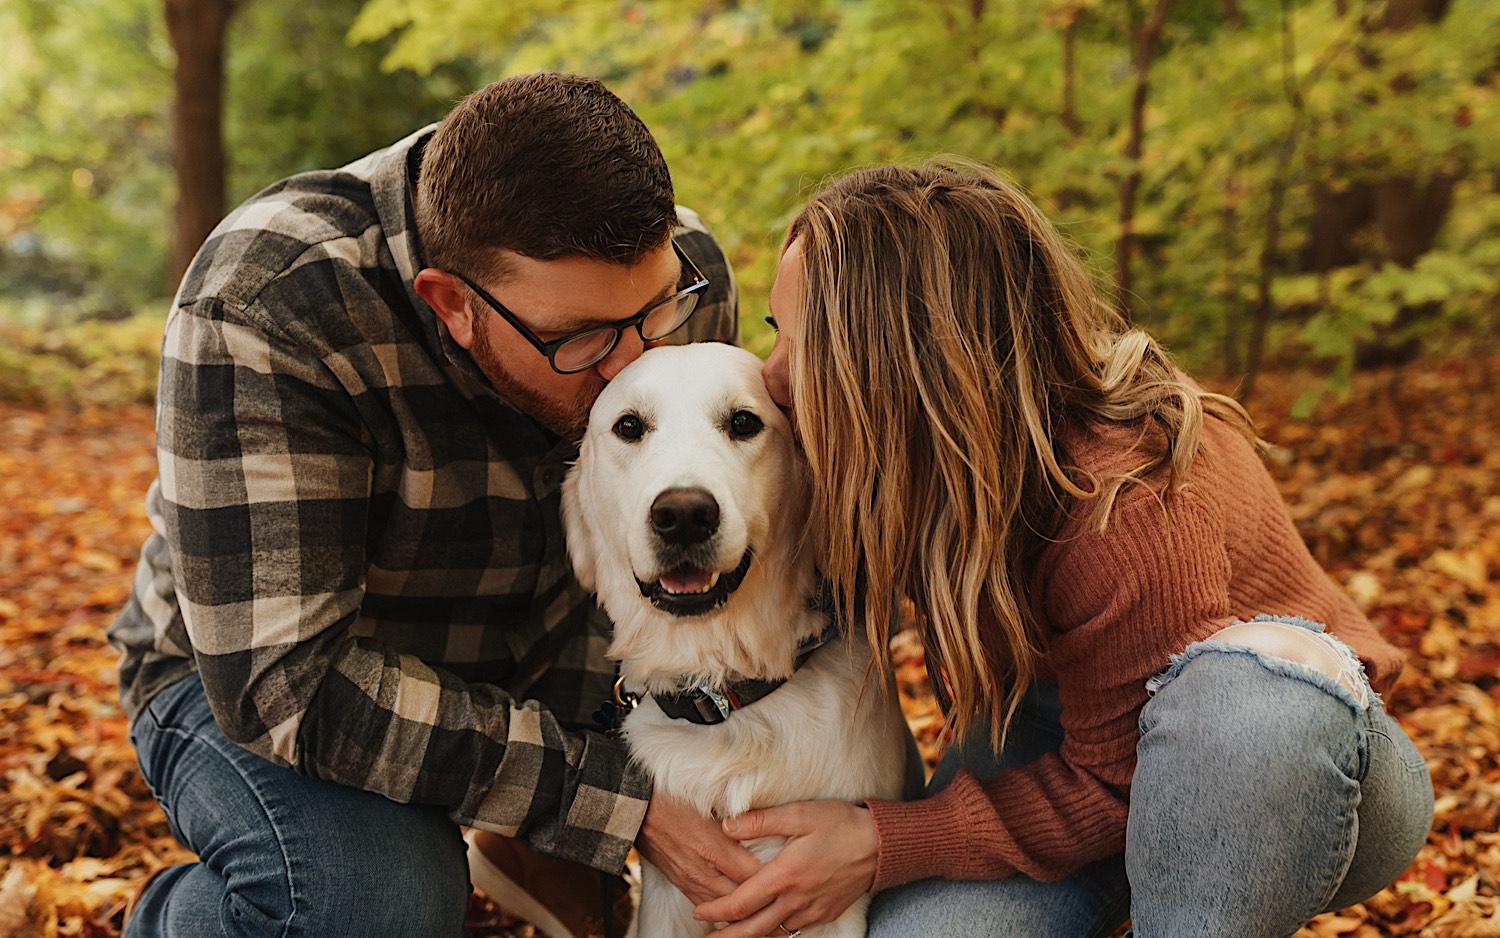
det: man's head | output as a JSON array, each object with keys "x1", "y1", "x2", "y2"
[
  {"x1": 416, "y1": 72, "x2": 676, "y2": 279},
  {"x1": 414, "y1": 72, "x2": 692, "y2": 437}
]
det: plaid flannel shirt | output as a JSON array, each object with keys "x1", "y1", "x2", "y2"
[{"x1": 108, "y1": 126, "x2": 738, "y2": 873}]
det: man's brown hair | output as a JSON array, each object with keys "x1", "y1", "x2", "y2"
[{"x1": 415, "y1": 72, "x2": 676, "y2": 282}]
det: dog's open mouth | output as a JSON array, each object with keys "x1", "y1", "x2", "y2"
[{"x1": 637, "y1": 550, "x2": 753, "y2": 617}]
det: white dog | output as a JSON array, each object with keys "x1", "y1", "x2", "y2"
[{"x1": 562, "y1": 343, "x2": 910, "y2": 938}]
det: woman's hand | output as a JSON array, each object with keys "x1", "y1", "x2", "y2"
[
  {"x1": 691, "y1": 801, "x2": 879, "y2": 937},
  {"x1": 636, "y1": 790, "x2": 764, "y2": 906}
]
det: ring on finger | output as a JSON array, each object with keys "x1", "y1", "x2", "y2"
[{"x1": 778, "y1": 928, "x2": 802, "y2": 938}]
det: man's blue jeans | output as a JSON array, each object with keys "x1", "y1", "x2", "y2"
[
  {"x1": 125, "y1": 673, "x2": 471, "y2": 937},
  {"x1": 867, "y1": 619, "x2": 1434, "y2": 938}
]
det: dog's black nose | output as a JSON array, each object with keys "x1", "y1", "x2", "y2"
[{"x1": 650, "y1": 487, "x2": 720, "y2": 545}]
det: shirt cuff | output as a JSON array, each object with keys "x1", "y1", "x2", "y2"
[
  {"x1": 471, "y1": 730, "x2": 653, "y2": 875},
  {"x1": 557, "y1": 733, "x2": 653, "y2": 874},
  {"x1": 866, "y1": 771, "x2": 1012, "y2": 890}
]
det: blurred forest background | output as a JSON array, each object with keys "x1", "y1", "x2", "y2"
[
  {"x1": 2, "y1": 0, "x2": 1497, "y2": 406},
  {"x1": 2, "y1": 1, "x2": 1500, "y2": 936}
]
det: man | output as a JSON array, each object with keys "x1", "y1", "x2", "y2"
[{"x1": 110, "y1": 72, "x2": 737, "y2": 936}]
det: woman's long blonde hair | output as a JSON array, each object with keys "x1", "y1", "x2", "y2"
[{"x1": 785, "y1": 159, "x2": 1256, "y2": 750}]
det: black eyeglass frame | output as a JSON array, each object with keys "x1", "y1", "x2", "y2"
[{"x1": 451, "y1": 242, "x2": 710, "y2": 375}]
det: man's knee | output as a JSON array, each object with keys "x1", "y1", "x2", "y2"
[
  {"x1": 270, "y1": 809, "x2": 470, "y2": 936},
  {"x1": 304, "y1": 854, "x2": 470, "y2": 936},
  {"x1": 219, "y1": 798, "x2": 470, "y2": 937}
]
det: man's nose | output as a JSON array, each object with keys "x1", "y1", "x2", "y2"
[{"x1": 594, "y1": 328, "x2": 647, "y2": 381}]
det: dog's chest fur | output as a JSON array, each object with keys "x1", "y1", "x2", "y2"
[
  {"x1": 620, "y1": 635, "x2": 908, "y2": 820},
  {"x1": 561, "y1": 345, "x2": 910, "y2": 935}
]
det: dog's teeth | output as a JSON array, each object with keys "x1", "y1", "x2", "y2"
[{"x1": 660, "y1": 569, "x2": 719, "y2": 595}]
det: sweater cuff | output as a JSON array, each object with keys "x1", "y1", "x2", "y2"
[{"x1": 866, "y1": 771, "x2": 1012, "y2": 891}]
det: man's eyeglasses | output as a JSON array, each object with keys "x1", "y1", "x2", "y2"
[{"x1": 452, "y1": 242, "x2": 710, "y2": 375}]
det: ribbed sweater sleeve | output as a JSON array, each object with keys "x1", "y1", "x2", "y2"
[
  {"x1": 866, "y1": 417, "x2": 1406, "y2": 890},
  {"x1": 869, "y1": 469, "x2": 1234, "y2": 888}
]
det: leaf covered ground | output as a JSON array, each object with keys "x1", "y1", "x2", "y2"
[{"x1": 1, "y1": 354, "x2": 1497, "y2": 937}]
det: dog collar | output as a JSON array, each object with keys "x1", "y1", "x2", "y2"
[{"x1": 644, "y1": 616, "x2": 841, "y2": 726}]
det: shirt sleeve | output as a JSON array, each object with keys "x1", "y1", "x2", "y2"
[
  {"x1": 866, "y1": 481, "x2": 1236, "y2": 888},
  {"x1": 155, "y1": 292, "x2": 649, "y2": 873},
  {"x1": 670, "y1": 206, "x2": 739, "y2": 346}
]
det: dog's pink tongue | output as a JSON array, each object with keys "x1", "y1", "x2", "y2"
[{"x1": 660, "y1": 569, "x2": 715, "y2": 594}]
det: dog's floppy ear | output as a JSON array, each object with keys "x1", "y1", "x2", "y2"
[{"x1": 560, "y1": 458, "x2": 599, "y2": 592}]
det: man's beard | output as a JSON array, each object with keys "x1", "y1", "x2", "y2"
[{"x1": 469, "y1": 324, "x2": 597, "y2": 439}]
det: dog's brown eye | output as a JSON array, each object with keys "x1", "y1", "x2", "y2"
[
  {"x1": 613, "y1": 414, "x2": 645, "y2": 441},
  {"x1": 728, "y1": 410, "x2": 763, "y2": 439}
]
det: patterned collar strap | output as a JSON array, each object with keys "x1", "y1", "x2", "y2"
[{"x1": 651, "y1": 618, "x2": 841, "y2": 726}]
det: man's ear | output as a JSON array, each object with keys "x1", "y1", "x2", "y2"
[{"x1": 414, "y1": 268, "x2": 475, "y2": 349}]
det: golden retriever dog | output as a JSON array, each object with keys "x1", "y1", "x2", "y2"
[{"x1": 562, "y1": 343, "x2": 909, "y2": 938}]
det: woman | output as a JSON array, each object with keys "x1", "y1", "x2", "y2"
[{"x1": 686, "y1": 161, "x2": 1433, "y2": 937}]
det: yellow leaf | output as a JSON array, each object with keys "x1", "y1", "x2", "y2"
[
  {"x1": 1428, "y1": 550, "x2": 1489, "y2": 591},
  {"x1": 74, "y1": 550, "x2": 120, "y2": 573},
  {"x1": 0, "y1": 864, "x2": 36, "y2": 936},
  {"x1": 1344, "y1": 570, "x2": 1382, "y2": 607},
  {"x1": 1393, "y1": 464, "x2": 1436, "y2": 493},
  {"x1": 1422, "y1": 897, "x2": 1500, "y2": 937}
]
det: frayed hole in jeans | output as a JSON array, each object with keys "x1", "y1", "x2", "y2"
[{"x1": 1207, "y1": 621, "x2": 1370, "y2": 709}]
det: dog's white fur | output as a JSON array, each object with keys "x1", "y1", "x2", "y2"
[{"x1": 563, "y1": 343, "x2": 909, "y2": 938}]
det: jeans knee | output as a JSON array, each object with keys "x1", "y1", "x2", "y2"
[
  {"x1": 1134, "y1": 642, "x2": 1374, "y2": 780},
  {"x1": 1209, "y1": 619, "x2": 1370, "y2": 706},
  {"x1": 271, "y1": 829, "x2": 470, "y2": 938},
  {"x1": 1147, "y1": 617, "x2": 1372, "y2": 721}
]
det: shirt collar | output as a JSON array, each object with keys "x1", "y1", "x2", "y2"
[{"x1": 369, "y1": 123, "x2": 434, "y2": 297}]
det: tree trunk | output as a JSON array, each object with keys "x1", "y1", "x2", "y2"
[
  {"x1": 165, "y1": 0, "x2": 235, "y2": 285},
  {"x1": 1307, "y1": 181, "x2": 1374, "y2": 272},
  {"x1": 1369, "y1": 0, "x2": 1455, "y2": 272},
  {"x1": 1241, "y1": 0, "x2": 1305, "y2": 401},
  {"x1": 1220, "y1": 169, "x2": 1243, "y2": 375},
  {"x1": 1383, "y1": 0, "x2": 1451, "y2": 29},
  {"x1": 1372, "y1": 176, "x2": 1455, "y2": 268},
  {"x1": 1113, "y1": 0, "x2": 1171, "y2": 322},
  {"x1": 1304, "y1": 0, "x2": 1454, "y2": 367},
  {"x1": 1060, "y1": 8, "x2": 1083, "y2": 134}
]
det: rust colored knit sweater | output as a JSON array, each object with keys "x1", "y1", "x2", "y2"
[{"x1": 865, "y1": 415, "x2": 1406, "y2": 890}]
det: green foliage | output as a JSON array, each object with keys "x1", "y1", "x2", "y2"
[
  {"x1": 4, "y1": 0, "x2": 1499, "y2": 404},
  {"x1": 227, "y1": 0, "x2": 484, "y2": 204},
  {"x1": 0, "y1": 0, "x2": 175, "y2": 312},
  {"x1": 0, "y1": 315, "x2": 163, "y2": 405},
  {"x1": 0, "y1": 0, "x2": 481, "y2": 328},
  {"x1": 377, "y1": 0, "x2": 1500, "y2": 374},
  {"x1": 344, "y1": 0, "x2": 1500, "y2": 373}
]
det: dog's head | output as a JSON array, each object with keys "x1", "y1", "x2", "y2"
[{"x1": 563, "y1": 343, "x2": 815, "y2": 677}]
